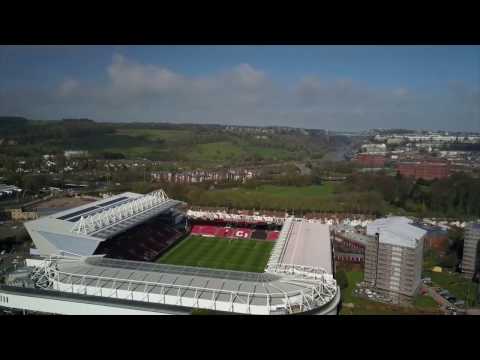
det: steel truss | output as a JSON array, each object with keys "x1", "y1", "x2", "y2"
[
  {"x1": 71, "y1": 189, "x2": 170, "y2": 236},
  {"x1": 266, "y1": 217, "x2": 295, "y2": 268},
  {"x1": 31, "y1": 258, "x2": 337, "y2": 315}
]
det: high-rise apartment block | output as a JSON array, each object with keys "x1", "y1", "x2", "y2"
[
  {"x1": 462, "y1": 223, "x2": 480, "y2": 281},
  {"x1": 364, "y1": 217, "x2": 427, "y2": 303}
]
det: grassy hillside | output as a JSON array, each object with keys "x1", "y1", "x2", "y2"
[{"x1": 183, "y1": 182, "x2": 391, "y2": 214}]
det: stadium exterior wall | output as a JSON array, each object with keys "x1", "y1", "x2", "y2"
[
  {"x1": 0, "y1": 286, "x2": 191, "y2": 315},
  {"x1": 53, "y1": 281, "x2": 281, "y2": 315}
]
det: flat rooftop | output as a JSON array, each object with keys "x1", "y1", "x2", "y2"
[
  {"x1": 366, "y1": 216, "x2": 427, "y2": 248},
  {"x1": 280, "y1": 219, "x2": 332, "y2": 274}
]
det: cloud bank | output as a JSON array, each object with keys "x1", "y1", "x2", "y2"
[{"x1": 1, "y1": 53, "x2": 479, "y2": 131}]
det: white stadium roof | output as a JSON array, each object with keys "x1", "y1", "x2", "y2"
[
  {"x1": 366, "y1": 216, "x2": 427, "y2": 248},
  {"x1": 31, "y1": 256, "x2": 338, "y2": 315},
  {"x1": 24, "y1": 190, "x2": 183, "y2": 257},
  {"x1": 267, "y1": 218, "x2": 333, "y2": 274}
]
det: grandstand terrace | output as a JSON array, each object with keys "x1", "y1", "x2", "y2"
[
  {"x1": 24, "y1": 190, "x2": 185, "y2": 258},
  {"x1": 190, "y1": 224, "x2": 280, "y2": 241},
  {"x1": 267, "y1": 218, "x2": 334, "y2": 275}
]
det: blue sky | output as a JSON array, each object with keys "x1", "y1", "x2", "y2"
[{"x1": 0, "y1": 45, "x2": 479, "y2": 131}]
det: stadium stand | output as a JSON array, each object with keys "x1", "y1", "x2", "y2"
[
  {"x1": 94, "y1": 216, "x2": 185, "y2": 262},
  {"x1": 230, "y1": 228, "x2": 250, "y2": 239},
  {"x1": 252, "y1": 229, "x2": 267, "y2": 240},
  {"x1": 191, "y1": 225, "x2": 218, "y2": 237},
  {"x1": 190, "y1": 224, "x2": 278, "y2": 241},
  {"x1": 266, "y1": 231, "x2": 280, "y2": 241}
]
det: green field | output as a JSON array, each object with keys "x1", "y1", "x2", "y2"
[
  {"x1": 423, "y1": 269, "x2": 478, "y2": 306},
  {"x1": 187, "y1": 142, "x2": 245, "y2": 162},
  {"x1": 186, "y1": 141, "x2": 297, "y2": 163},
  {"x1": 192, "y1": 184, "x2": 338, "y2": 211},
  {"x1": 157, "y1": 235, "x2": 274, "y2": 273},
  {"x1": 115, "y1": 128, "x2": 193, "y2": 141},
  {"x1": 210, "y1": 184, "x2": 335, "y2": 200}
]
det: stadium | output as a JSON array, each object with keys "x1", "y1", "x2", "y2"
[{"x1": 0, "y1": 189, "x2": 340, "y2": 315}]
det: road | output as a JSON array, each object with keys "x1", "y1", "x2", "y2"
[
  {"x1": 465, "y1": 308, "x2": 480, "y2": 315},
  {"x1": 422, "y1": 284, "x2": 465, "y2": 315}
]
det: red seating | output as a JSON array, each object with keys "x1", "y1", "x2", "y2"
[{"x1": 266, "y1": 231, "x2": 280, "y2": 241}]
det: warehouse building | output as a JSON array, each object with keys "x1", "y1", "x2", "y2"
[
  {"x1": 462, "y1": 223, "x2": 480, "y2": 281},
  {"x1": 364, "y1": 217, "x2": 427, "y2": 304}
]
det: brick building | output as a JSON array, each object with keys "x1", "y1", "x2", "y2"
[
  {"x1": 396, "y1": 161, "x2": 450, "y2": 180},
  {"x1": 355, "y1": 154, "x2": 386, "y2": 168}
]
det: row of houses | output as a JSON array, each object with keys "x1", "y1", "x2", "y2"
[{"x1": 151, "y1": 169, "x2": 256, "y2": 184}]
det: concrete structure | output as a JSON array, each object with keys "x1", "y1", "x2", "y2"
[
  {"x1": 462, "y1": 223, "x2": 480, "y2": 281},
  {"x1": 364, "y1": 217, "x2": 427, "y2": 303}
]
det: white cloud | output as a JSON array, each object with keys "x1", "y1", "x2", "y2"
[
  {"x1": 58, "y1": 78, "x2": 79, "y2": 96},
  {"x1": 106, "y1": 54, "x2": 184, "y2": 95},
  {"x1": 2, "y1": 53, "x2": 479, "y2": 132},
  {"x1": 228, "y1": 63, "x2": 266, "y2": 89}
]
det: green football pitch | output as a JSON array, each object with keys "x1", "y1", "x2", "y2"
[{"x1": 157, "y1": 235, "x2": 274, "y2": 273}]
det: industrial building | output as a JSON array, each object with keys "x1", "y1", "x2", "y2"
[
  {"x1": 364, "y1": 217, "x2": 427, "y2": 303},
  {"x1": 462, "y1": 223, "x2": 480, "y2": 281}
]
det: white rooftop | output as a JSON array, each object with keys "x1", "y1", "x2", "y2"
[
  {"x1": 366, "y1": 216, "x2": 427, "y2": 248},
  {"x1": 24, "y1": 190, "x2": 182, "y2": 257},
  {"x1": 267, "y1": 218, "x2": 333, "y2": 274}
]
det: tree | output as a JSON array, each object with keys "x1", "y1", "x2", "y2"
[
  {"x1": 336, "y1": 270, "x2": 349, "y2": 290},
  {"x1": 447, "y1": 227, "x2": 464, "y2": 259}
]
